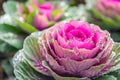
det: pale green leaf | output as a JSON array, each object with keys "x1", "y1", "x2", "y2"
[
  {"x1": 0, "y1": 24, "x2": 25, "y2": 53},
  {"x1": 3, "y1": 1, "x2": 18, "y2": 15},
  {"x1": 2, "y1": 59, "x2": 14, "y2": 76},
  {"x1": 13, "y1": 50, "x2": 54, "y2": 80},
  {"x1": 110, "y1": 43, "x2": 120, "y2": 71},
  {"x1": 23, "y1": 32, "x2": 51, "y2": 75},
  {"x1": 89, "y1": 43, "x2": 120, "y2": 80}
]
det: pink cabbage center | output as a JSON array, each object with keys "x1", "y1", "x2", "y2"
[
  {"x1": 53, "y1": 21, "x2": 103, "y2": 50},
  {"x1": 51, "y1": 21, "x2": 107, "y2": 60}
]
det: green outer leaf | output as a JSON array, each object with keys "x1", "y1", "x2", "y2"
[
  {"x1": 3, "y1": 1, "x2": 18, "y2": 15},
  {"x1": 108, "y1": 43, "x2": 120, "y2": 80},
  {"x1": 111, "y1": 32, "x2": 120, "y2": 42},
  {"x1": 13, "y1": 50, "x2": 54, "y2": 80},
  {"x1": 0, "y1": 24, "x2": 24, "y2": 52},
  {"x1": 16, "y1": 20, "x2": 38, "y2": 33},
  {"x1": 0, "y1": 40, "x2": 17, "y2": 53},
  {"x1": 115, "y1": 16, "x2": 120, "y2": 21},
  {"x1": 108, "y1": 69, "x2": 120, "y2": 80},
  {"x1": 0, "y1": 24, "x2": 27, "y2": 35},
  {"x1": 110, "y1": 43, "x2": 120, "y2": 72},
  {"x1": 95, "y1": 75, "x2": 117, "y2": 80},
  {"x1": 0, "y1": 33, "x2": 23, "y2": 49},
  {"x1": 50, "y1": 69, "x2": 91, "y2": 80},
  {"x1": 0, "y1": 14, "x2": 17, "y2": 26},
  {"x1": 23, "y1": 32, "x2": 52, "y2": 76},
  {"x1": 2, "y1": 59, "x2": 14, "y2": 76},
  {"x1": 95, "y1": 43, "x2": 120, "y2": 80},
  {"x1": 86, "y1": 0, "x2": 97, "y2": 9}
]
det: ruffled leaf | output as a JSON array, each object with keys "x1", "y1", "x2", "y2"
[
  {"x1": 20, "y1": 32, "x2": 51, "y2": 76},
  {"x1": 13, "y1": 31, "x2": 92, "y2": 80},
  {"x1": 13, "y1": 50, "x2": 54, "y2": 80},
  {"x1": 50, "y1": 69, "x2": 91, "y2": 80},
  {"x1": 95, "y1": 43, "x2": 120, "y2": 80},
  {"x1": 110, "y1": 43, "x2": 120, "y2": 72}
]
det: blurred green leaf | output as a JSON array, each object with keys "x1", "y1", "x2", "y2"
[
  {"x1": 115, "y1": 16, "x2": 120, "y2": 22},
  {"x1": 95, "y1": 75, "x2": 117, "y2": 80},
  {"x1": 0, "y1": 14, "x2": 17, "y2": 26},
  {"x1": 38, "y1": 0, "x2": 45, "y2": 4},
  {"x1": 0, "y1": 33, "x2": 23, "y2": 49},
  {"x1": 21, "y1": 0, "x2": 28, "y2": 3},
  {"x1": 0, "y1": 24, "x2": 24, "y2": 49},
  {"x1": 0, "y1": 24, "x2": 27, "y2": 35},
  {"x1": 108, "y1": 69, "x2": 120, "y2": 80},
  {"x1": 63, "y1": 5, "x2": 87, "y2": 21},
  {"x1": 86, "y1": 0, "x2": 97, "y2": 9},
  {"x1": 0, "y1": 40, "x2": 17, "y2": 53},
  {"x1": 26, "y1": 11, "x2": 36, "y2": 24},
  {"x1": 111, "y1": 32, "x2": 120, "y2": 42},
  {"x1": 16, "y1": 20, "x2": 38, "y2": 33},
  {"x1": 3, "y1": 1, "x2": 18, "y2": 15},
  {"x1": 52, "y1": 10, "x2": 63, "y2": 18},
  {"x1": 0, "y1": 24, "x2": 25, "y2": 53},
  {"x1": 2, "y1": 59, "x2": 14, "y2": 76}
]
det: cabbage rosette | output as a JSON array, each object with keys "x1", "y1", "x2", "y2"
[
  {"x1": 88, "y1": 0, "x2": 120, "y2": 41},
  {"x1": 13, "y1": 20, "x2": 120, "y2": 80}
]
